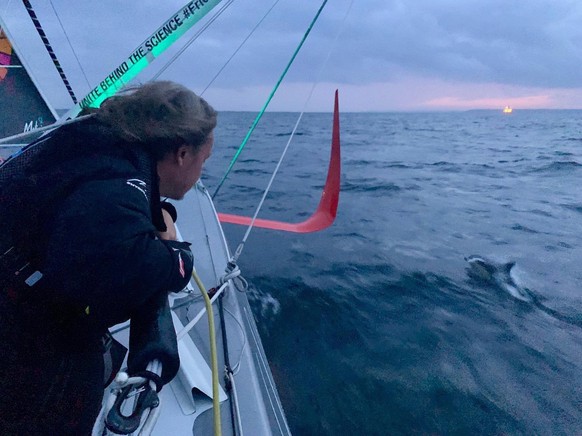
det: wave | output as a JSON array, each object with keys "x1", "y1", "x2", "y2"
[
  {"x1": 429, "y1": 161, "x2": 462, "y2": 173},
  {"x1": 511, "y1": 224, "x2": 540, "y2": 234},
  {"x1": 239, "y1": 158, "x2": 263, "y2": 164},
  {"x1": 347, "y1": 159, "x2": 413, "y2": 170},
  {"x1": 562, "y1": 203, "x2": 582, "y2": 214},
  {"x1": 529, "y1": 209, "x2": 554, "y2": 218},
  {"x1": 274, "y1": 132, "x2": 305, "y2": 137},
  {"x1": 530, "y1": 161, "x2": 582, "y2": 173},
  {"x1": 233, "y1": 168, "x2": 272, "y2": 175},
  {"x1": 342, "y1": 179, "x2": 403, "y2": 194}
]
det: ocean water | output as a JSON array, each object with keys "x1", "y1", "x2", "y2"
[
  {"x1": 3, "y1": 110, "x2": 579, "y2": 434},
  {"x1": 206, "y1": 110, "x2": 582, "y2": 435}
]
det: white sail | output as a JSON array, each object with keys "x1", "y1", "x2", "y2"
[{"x1": 0, "y1": 15, "x2": 56, "y2": 140}]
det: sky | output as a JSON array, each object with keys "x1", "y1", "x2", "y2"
[{"x1": 2, "y1": 0, "x2": 582, "y2": 112}]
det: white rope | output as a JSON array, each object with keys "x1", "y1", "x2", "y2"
[
  {"x1": 48, "y1": 0, "x2": 92, "y2": 91},
  {"x1": 1, "y1": 0, "x2": 13, "y2": 20},
  {"x1": 226, "y1": 370, "x2": 244, "y2": 436},
  {"x1": 176, "y1": 282, "x2": 228, "y2": 341},
  {"x1": 200, "y1": 0, "x2": 282, "y2": 96},
  {"x1": 232, "y1": 0, "x2": 354, "y2": 263},
  {"x1": 224, "y1": 306, "x2": 247, "y2": 375},
  {"x1": 93, "y1": 359, "x2": 163, "y2": 436},
  {"x1": 150, "y1": 0, "x2": 235, "y2": 82}
]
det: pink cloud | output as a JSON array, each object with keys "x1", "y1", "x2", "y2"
[
  {"x1": 423, "y1": 94, "x2": 554, "y2": 110},
  {"x1": 299, "y1": 77, "x2": 582, "y2": 112}
]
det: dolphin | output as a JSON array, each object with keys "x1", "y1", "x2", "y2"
[
  {"x1": 465, "y1": 255, "x2": 582, "y2": 327},
  {"x1": 464, "y1": 255, "x2": 533, "y2": 302}
]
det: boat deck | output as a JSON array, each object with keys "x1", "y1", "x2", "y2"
[{"x1": 105, "y1": 181, "x2": 290, "y2": 435}]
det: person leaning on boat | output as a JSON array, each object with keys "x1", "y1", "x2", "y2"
[{"x1": 0, "y1": 81, "x2": 216, "y2": 434}]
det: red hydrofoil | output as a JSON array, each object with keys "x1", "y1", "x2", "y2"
[{"x1": 218, "y1": 90, "x2": 341, "y2": 233}]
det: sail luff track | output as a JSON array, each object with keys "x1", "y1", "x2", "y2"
[{"x1": 22, "y1": 0, "x2": 78, "y2": 103}]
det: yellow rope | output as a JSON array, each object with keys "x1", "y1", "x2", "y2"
[{"x1": 191, "y1": 268, "x2": 222, "y2": 436}]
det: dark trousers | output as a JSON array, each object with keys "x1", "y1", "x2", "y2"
[
  {"x1": 0, "y1": 293, "x2": 105, "y2": 435},
  {"x1": 0, "y1": 347, "x2": 104, "y2": 435}
]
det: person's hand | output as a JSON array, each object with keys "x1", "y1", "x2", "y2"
[{"x1": 157, "y1": 208, "x2": 177, "y2": 240}]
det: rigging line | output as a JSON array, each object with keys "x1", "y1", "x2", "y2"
[
  {"x1": 218, "y1": 295, "x2": 239, "y2": 436},
  {"x1": 150, "y1": 0, "x2": 234, "y2": 82},
  {"x1": 211, "y1": 0, "x2": 330, "y2": 200},
  {"x1": 230, "y1": 0, "x2": 352, "y2": 261},
  {"x1": 223, "y1": 306, "x2": 247, "y2": 375},
  {"x1": 48, "y1": 0, "x2": 91, "y2": 91},
  {"x1": 21, "y1": 0, "x2": 78, "y2": 103},
  {"x1": 1, "y1": 0, "x2": 13, "y2": 21},
  {"x1": 200, "y1": 0, "x2": 282, "y2": 96}
]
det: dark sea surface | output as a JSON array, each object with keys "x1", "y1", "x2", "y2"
[{"x1": 205, "y1": 109, "x2": 582, "y2": 435}]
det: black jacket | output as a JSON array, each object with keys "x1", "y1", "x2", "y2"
[{"x1": 0, "y1": 119, "x2": 194, "y2": 345}]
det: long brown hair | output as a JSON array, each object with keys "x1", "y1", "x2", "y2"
[{"x1": 96, "y1": 81, "x2": 217, "y2": 160}]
